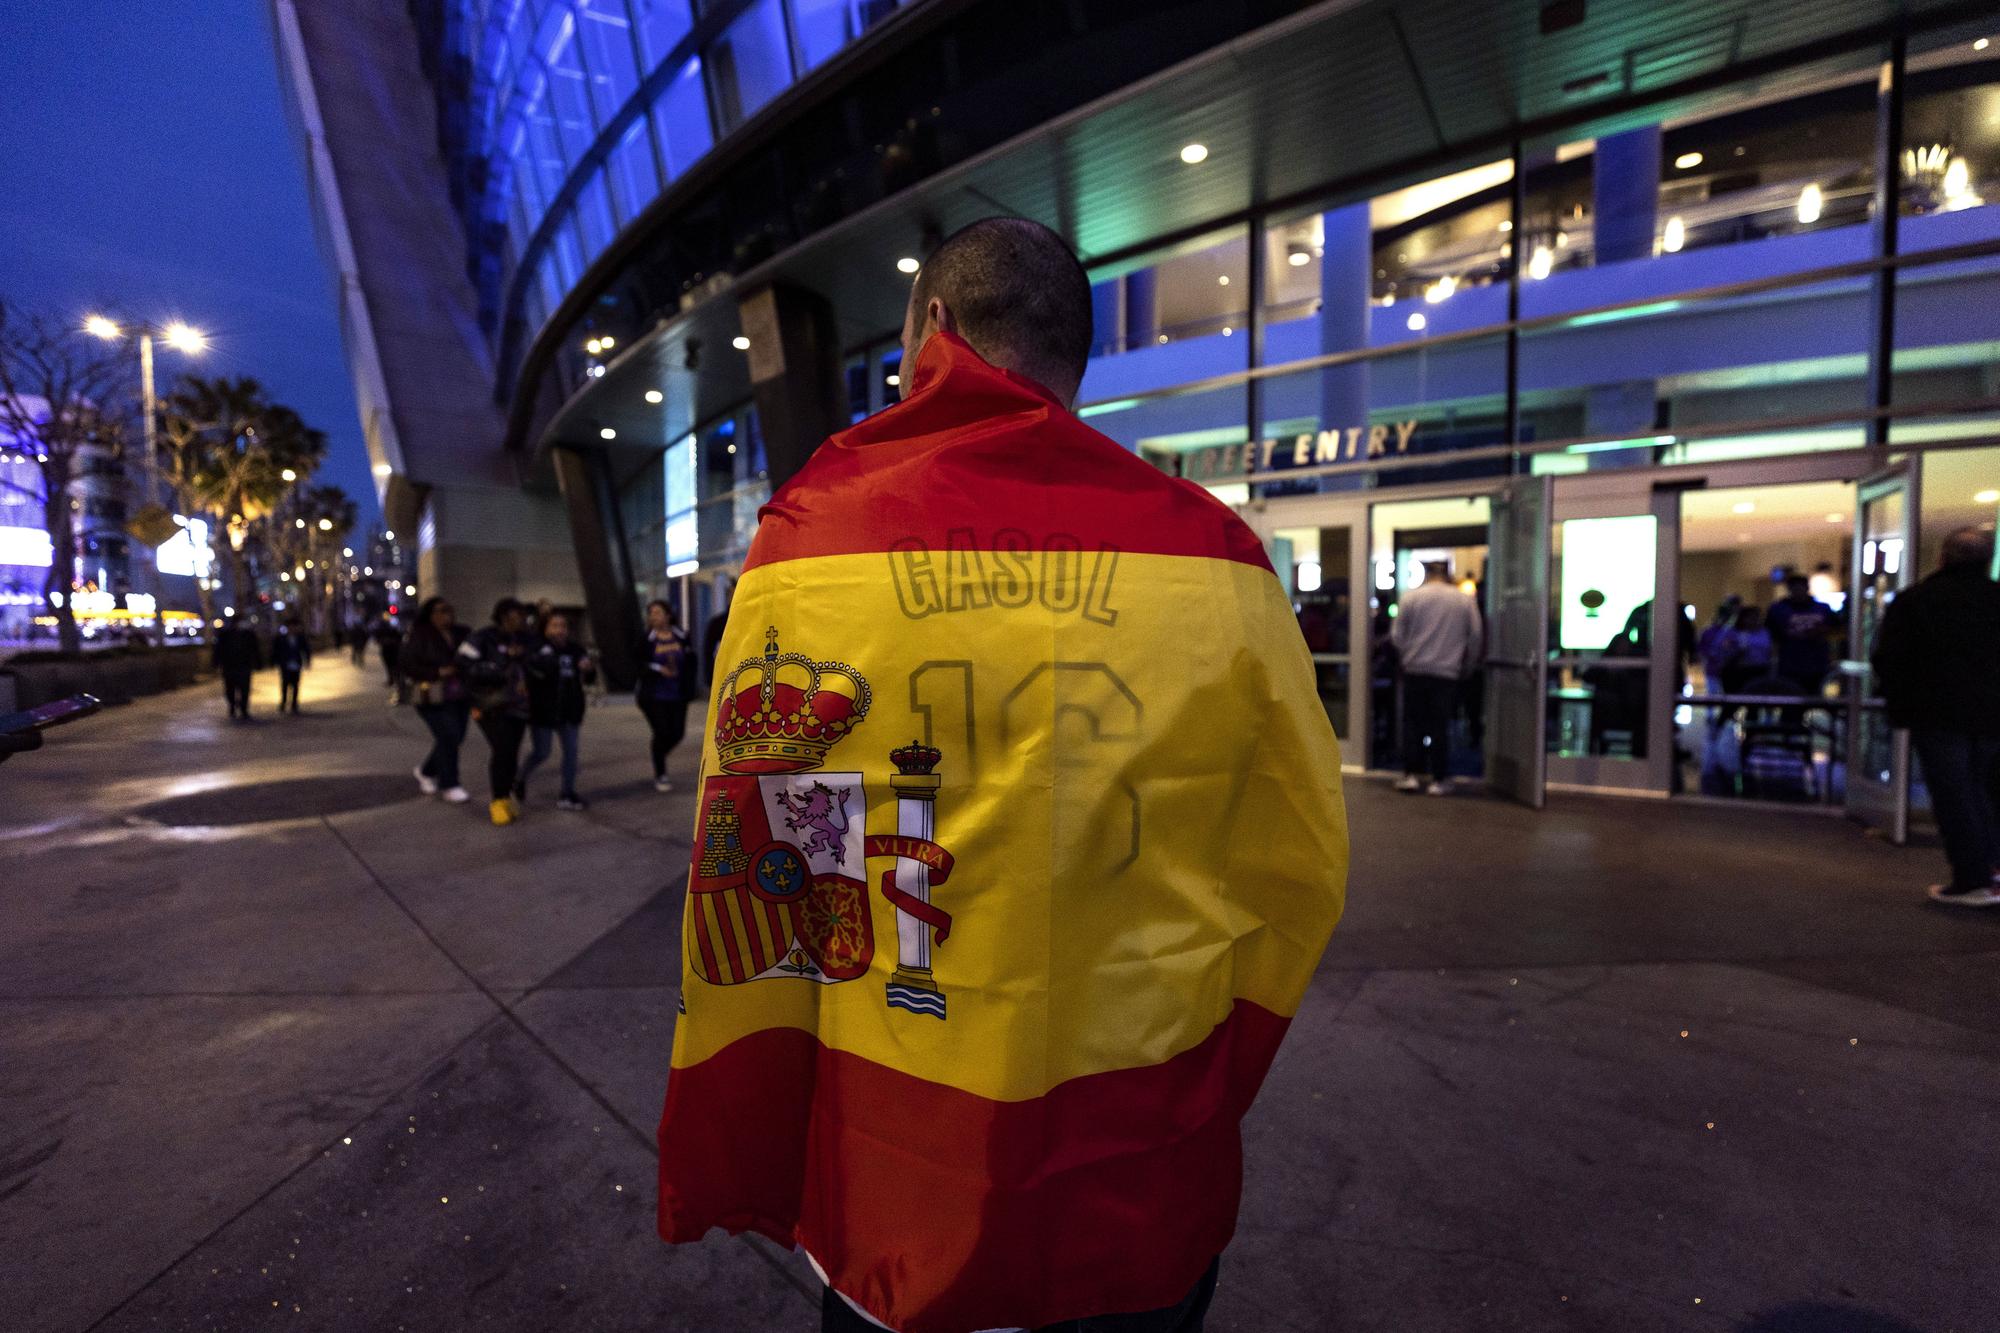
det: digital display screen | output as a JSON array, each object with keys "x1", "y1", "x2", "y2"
[{"x1": 1558, "y1": 515, "x2": 1657, "y2": 651}]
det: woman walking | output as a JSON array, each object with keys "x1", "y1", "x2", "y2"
[
  {"x1": 636, "y1": 599, "x2": 695, "y2": 792},
  {"x1": 519, "y1": 611, "x2": 596, "y2": 811},
  {"x1": 401, "y1": 597, "x2": 471, "y2": 804},
  {"x1": 466, "y1": 599, "x2": 535, "y2": 826}
]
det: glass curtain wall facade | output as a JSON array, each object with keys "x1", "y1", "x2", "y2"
[
  {"x1": 1077, "y1": 40, "x2": 2000, "y2": 494},
  {"x1": 417, "y1": 0, "x2": 911, "y2": 369}
]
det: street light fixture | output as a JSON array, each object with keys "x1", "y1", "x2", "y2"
[{"x1": 83, "y1": 313, "x2": 208, "y2": 583}]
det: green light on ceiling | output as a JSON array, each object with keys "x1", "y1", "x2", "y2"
[{"x1": 1565, "y1": 299, "x2": 1683, "y2": 328}]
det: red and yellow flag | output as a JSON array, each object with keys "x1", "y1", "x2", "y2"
[{"x1": 657, "y1": 331, "x2": 1346, "y2": 1332}]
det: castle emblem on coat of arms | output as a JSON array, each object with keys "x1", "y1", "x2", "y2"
[{"x1": 687, "y1": 630, "x2": 957, "y2": 1017}]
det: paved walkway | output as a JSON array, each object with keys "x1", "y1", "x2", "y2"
[{"x1": 2, "y1": 657, "x2": 1995, "y2": 1333}]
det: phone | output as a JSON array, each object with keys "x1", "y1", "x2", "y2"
[{"x1": 0, "y1": 694, "x2": 103, "y2": 738}]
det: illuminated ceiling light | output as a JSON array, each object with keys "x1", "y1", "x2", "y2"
[
  {"x1": 599, "y1": 426, "x2": 617, "y2": 440},
  {"x1": 1287, "y1": 250, "x2": 1311, "y2": 267},
  {"x1": 1975, "y1": 488, "x2": 2000, "y2": 503},
  {"x1": 1674, "y1": 151, "x2": 1704, "y2": 170},
  {"x1": 896, "y1": 256, "x2": 920, "y2": 274},
  {"x1": 726, "y1": 443, "x2": 736, "y2": 455},
  {"x1": 294, "y1": 517, "x2": 305, "y2": 528},
  {"x1": 644, "y1": 389, "x2": 664, "y2": 404},
  {"x1": 1496, "y1": 219, "x2": 1512, "y2": 233},
  {"x1": 1555, "y1": 231, "x2": 1569, "y2": 248},
  {"x1": 588, "y1": 364, "x2": 605, "y2": 378},
  {"x1": 1217, "y1": 274, "x2": 1230, "y2": 286},
  {"x1": 1977, "y1": 37, "x2": 1991, "y2": 50},
  {"x1": 1221, "y1": 326, "x2": 1233, "y2": 337},
  {"x1": 84, "y1": 314, "x2": 121, "y2": 340},
  {"x1": 731, "y1": 335, "x2": 751, "y2": 350},
  {"x1": 1179, "y1": 143, "x2": 1209, "y2": 165},
  {"x1": 383, "y1": 530, "x2": 394, "y2": 540},
  {"x1": 1406, "y1": 311, "x2": 1428, "y2": 332},
  {"x1": 1825, "y1": 513, "x2": 1845, "y2": 523},
  {"x1": 598, "y1": 335, "x2": 614, "y2": 350},
  {"x1": 318, "y1": 518, "x2": 332, "y2": 531},
  {"x1": 1797, "y1": 183, "x2": 1824, "y2": 224},
  {"x1": 1528, "y1": 246, "x2": 1554, "y2": 280},
  {"x1": 885, "y1": 374, "x2": 901, "y2": 387},
  {"x1": 342, "y1": 547, "x2": 353, "y2": 557},
  {"x1": 1944, "y1": 156, "x2": 1980, "y2": 210},
  {"x1": 281, "y1": 468, "x2": 297, "y2": 482},
  {"x1": 1732, "y1": 501, "x2": 1756, "y2": 514},
  {"x1": 1157, "y1": 334, "x2": 1169, "y2": 344},
  {"x1": 162, "y1": 321, "x2": 206, "y2": 353},
  {"x1": 373, "y1": 463, "x2": 392, "y2": 477},
  {"x1": 1661, "y1": 216, "x2": 1685, "y2": 253},
  {"x1": 1424, "y1": 275, "x2": 1456, "y2": 304},
  {"x1": 585, "y1": 338, "x2": 602, "y2": 355}
]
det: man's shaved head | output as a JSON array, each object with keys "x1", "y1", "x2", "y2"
[{"x1": 901, "y1": 218, "x2": 1094, "y2": 405}]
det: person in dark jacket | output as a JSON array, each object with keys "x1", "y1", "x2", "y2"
[
  {"x1": 1765, "y1": 573, "x2": 1841, "y2": 695},
  {"x1": 374, "y1": 617, "x2": 405, "y2": 689},
  {"x1": 348, "y1": 622, "x2": 369, "y2": 666},
  {"x1": 519, "y1": 611, "x2": 596, "y2": 811},
  {"x1": 269, "y1": 616, "x2": 312, "y2": 715},
  {"x1": 466, "y1": 598, "x2": 534, "y2": 825},
  {"x1": 637, "y1": 599, "x2": 696, "y2": 792},
  {"x1": 211, "y1": 613, "x2": 261, "y2": 720},
  {"x1": 1872, "y1": 526, "x2": 2000, "y2": 908},
  {"x1": 401, "y1": 597, "x2": 472, "y2": 804}
]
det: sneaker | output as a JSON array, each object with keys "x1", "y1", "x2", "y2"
[
  {"x1": 489, "y1": 798, "x2": 516, "y2": 827},
  {"x1": 1926, "y1": 881, "x2": 2000, "y2": 908},
  {"x1": 1425, "y1": 781, "x2": 1451, "y2": 797},
  {"x1": 1395, "y1": 775, "x2": 1423, "y2": 793},
  {"x1": 506, "y1": 795, "x2": 522, "y2": 819},
  {"x1": 654, "y1": 777, "x2": 674, "y2": 793},
  {"x1": 414, "y1": 767, "x2": 439, "y2": 797},
  {"x1": 440, "y1": 786, "x2": 470, "y2": 804},
  {"x1": 557, "y1": 795, "x2": 587, "y2": 812}
]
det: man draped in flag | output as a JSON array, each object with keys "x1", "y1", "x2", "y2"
[{"x1": 657, "y1": 218, "x2": 1348, "y2": 1333}]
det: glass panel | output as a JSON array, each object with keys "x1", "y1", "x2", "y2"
[
  {"x1": 1373, "y1": 497, "x2": 1490, "y2": 774},
  {"x1": 606, "y1": 113, "x2": 660, "y2": 222},
  {"x1": 575, "y1": 172, "x2": 617, "y2": 260},
  {"x1": 518, "y1": 63, "x2": 570, "y2": 212},
  {"x1": 537, "y1": 2, "x2": 598, "y2": 161},
  {"x1": 1853, "y1": 485, "x2": 1906, "y2": 787},
  {"x1": 1548, "y1": 516, "x2": 1656, "y2": 760},
  {"x1": 790, "y1": 0, "x2": 897, "y2": 71},
  {"x1": 656, "y1": 56, "x2": 714, "y2": 174},
  {"x1": 708, "y1": 0, "x2": 794, "y2": 134},
  {"x1": 1087, "y1": 228, "x2": 1248, "y2": 357},
  {"x1": 1080, "y1": 380, "x2": 1249, "y2": 502},
  {"x1": 1899, "y1": 46, "x2": 2000, "y2": 251},
  {"x1": 576, "y1": 0, "x2": 641, "y2": 122},
  {"x1": 632, "y1": 0, "x2": 693, "y2": 68},
  {"x1": 1274, "y1": 522, "x2": 1353, "y2": 740},
  {"x1": 553, "y1": 218, "x2": 586, "y2": 287}
]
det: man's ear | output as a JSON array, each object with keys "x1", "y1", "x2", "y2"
[{"x1": 927, "y1": 296, "x2": 957, "y2": 337}]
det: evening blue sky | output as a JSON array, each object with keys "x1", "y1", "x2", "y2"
[{"x1": 0, "y1": 0, "x2": 376, "y2": 520}]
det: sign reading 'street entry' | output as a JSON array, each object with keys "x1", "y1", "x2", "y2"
[{"x1": 1168, "y1": 421, "x2": 1421, "y2": 482}]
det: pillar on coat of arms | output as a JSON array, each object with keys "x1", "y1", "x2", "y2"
[{"x1": 886, "y1": 741, "x2": 946, "y2": 1019}]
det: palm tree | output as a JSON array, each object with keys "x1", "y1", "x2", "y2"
[
  {"x1": 158, "y1": 377, "x2": 326, "y2": 620},
  {"x1": 260, "y1": 483, "x2": 356, "y2": 633}
]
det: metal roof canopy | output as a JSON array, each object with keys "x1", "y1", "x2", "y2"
[{"x1": 537, "y1": 0, "x2": 1991, "y2": 458}]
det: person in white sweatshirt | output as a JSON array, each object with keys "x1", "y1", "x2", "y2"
[{"x1": 1391, "y1": 561, "x2": 1484, "y2": 795}]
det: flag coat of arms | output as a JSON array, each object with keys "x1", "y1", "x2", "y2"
[{"x1": 658, "y1": 331, "x2": 1347, "y2": 1332}]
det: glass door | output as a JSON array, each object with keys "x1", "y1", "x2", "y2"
[
  {"x1": 1844, "y1": 464, "x2": 1919, "y2": 842},
  {"x1": 1484, "y1": 476, "x2": 1550, "y2": 807},
  {"x1": 1263, "y1": 501, "x2": 1368, "y2": 755}
]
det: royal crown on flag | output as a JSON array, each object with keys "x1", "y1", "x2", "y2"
[
  {"x1": 890, "y1": 740, "x2": 942, "y2": 775},
  {"x1": 714, "y1": 628, "x2": 872, "y2": 774}
]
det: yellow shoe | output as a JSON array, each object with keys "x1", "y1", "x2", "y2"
[{"x1": 489, "y1": 798, "x2": 515, "y2": 826}]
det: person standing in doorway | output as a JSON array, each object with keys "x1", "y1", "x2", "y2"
[
  {"x1": 348, "y1": 621, "x2": 369, "y2": 667},
  {"x1": 1765, "y1": 573, "x2": 1840, "y2": 696},
  {"x1": 519, "y1": 611, "x2": 596, "y2": 811},
  {"x1": 211, "y1": 612, "x2": 261, "y2": 721},
  {"x1": 636, "y1": 599, "x2": 693, "y2": 792},
  {"x1": 270, "y1": 616, "x2": 311, "y2": 715},
  {"x1": 1872, "y1": 527, "x2": 2000, "y2": 908},
  {"x1": 1391, "y1": 561, "x2": 1483, "y2": 795},
  {"x1": 401, "y1": 596, "x2": 471, "y2": 804},
  {"x1": 466, "y1": 598, "x2": 534, "y2": 826}
]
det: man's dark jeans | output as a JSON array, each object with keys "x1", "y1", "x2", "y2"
[
  {"x1": 1401, "y1": 673, "x2": 1459, "y2": 781},
  {"x1": 819, "y1": 1259, "x2": 1219, "y2": 1333},
  {"x1": 1912, "y1": 728, "x2": 2000, "y2": 890}
]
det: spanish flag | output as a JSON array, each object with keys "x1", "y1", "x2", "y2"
[{"x1": 657, "y1": 331, "x2": 1346, "y2": 1331}]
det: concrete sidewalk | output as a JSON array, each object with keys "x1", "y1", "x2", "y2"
[{"x1": 2, "y1": 655, "x2": 1996, "y2": 1333}]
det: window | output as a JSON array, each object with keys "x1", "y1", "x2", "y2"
[
  {"x1": 656, "y1": 56, "x2": 714, "y2": 174},
  {"x1": 1088, "y1": 228, "x2": 1247, "y2": 356},
  {"x1": 575, "y1": 0, "x2": 642, "y2": 123},
  {"x1": 576, "y1": 172, "x2": 617, "y2": 260},
  {"x1": 790, "y1": 0, "x2": 898, "y2": 71},
  {"x1": 540, "y1": 2, "x2": 599, "y2": 160},
  {"x1": 607, "y1": 113, "x2": 660, "y2": 222},
  {"x1": 632, "y1": 0, "x2": 693, "y2": 68},
  {"x1": 707, "y1": 0, "x2": 794, "y2": 134}
]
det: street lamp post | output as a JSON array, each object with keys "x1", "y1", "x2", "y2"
[{"x1": 85, "y1": 316, "x2": 205, "y2": 612}]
